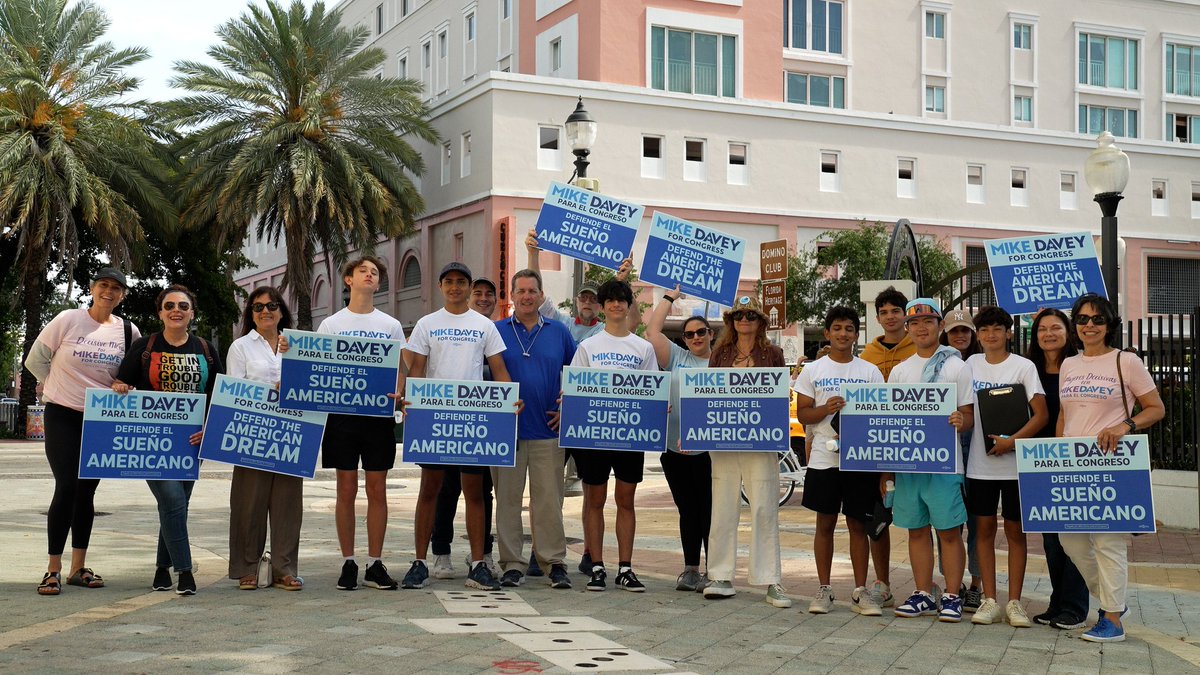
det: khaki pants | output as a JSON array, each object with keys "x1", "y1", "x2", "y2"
[
  {"x1": 1060, "y1": 532, "x2": 1129, "y2": 614},
  {"x1": 708, "y1": 451, "x2": 781, "y2": 586},
  {"x1": 492, "y1": 438, "x2": 567, "y2": 572},
  {"x1": 228, "y1": 466, "x2": 303, "y2": 579}
]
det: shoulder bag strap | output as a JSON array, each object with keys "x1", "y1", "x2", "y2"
[{"x1": 1115, "y1": 349, "x2": 1132, "y2": 420}]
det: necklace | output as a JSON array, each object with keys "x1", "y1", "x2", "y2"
[{"x1": 510, "y1": 316, "x2": 544, "y2": 357}]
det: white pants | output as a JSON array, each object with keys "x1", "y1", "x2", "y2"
[
  {"x1": 708, "y1": 451, "x2": 781, "y2": 586},
  {"x1": 1060, "y1": 532, "x2": 1129, "y2": 614}
]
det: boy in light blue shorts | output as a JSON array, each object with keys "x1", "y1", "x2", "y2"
[{"x1": 882, "y1": 299, "x2": 974, "y2": 622}]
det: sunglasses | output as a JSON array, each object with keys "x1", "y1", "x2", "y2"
[
  {"x1": 252, "y1": 302, "x2": 281, "y2": 313},
  {"x1": 905, "y1": 304, "x2": 939, "y2": 317},
  {"x1": 730, "y1": 311, "x2": 761, "y2": 322},
  {"x1": 1073, "y1": 314, "x2": 1109, "y2": 326},
  {"x1": 681, "y1": 327, "x2": 710, "y2": 339},
  {"x1": 162, "y1": 301, "x2": 191, "y2": 311}
]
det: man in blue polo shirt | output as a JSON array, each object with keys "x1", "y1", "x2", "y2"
[{"x1": 490, "y1": 269, "x2": 577, "y2": 589}]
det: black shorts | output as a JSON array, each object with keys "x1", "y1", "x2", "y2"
[
  {"x1": 321, "y1": 414, "x2": 397, "y2": 471},
  {"x1": 574, "y1": 449, "x2": 644, "y2": 485},
  {"x1": 417, "y1": 463, "x2": 489, "y2": 476},
  {"x1": 801, "y1": 467, "x2": 881, "y2": 523},
  {"x1": 965, "y1": 478, "x2": 1021, "y2": 521}
]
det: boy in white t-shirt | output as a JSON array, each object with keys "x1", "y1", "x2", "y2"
[
  {"x1": 569, "y1": 279, "x2": 657, "y2": 593},
  {"x1": 884, "y1": 298, "x2": 974, "y2": 623},
  {"x1": 794, "y1": 306, "x2": 886, "y2": 615},
  {"x1": 964, "y1": 306, "x2": 1047, "y2": 627},
  {"x1": 401, "y1": 262, "x2": 518, "y2": 591}
]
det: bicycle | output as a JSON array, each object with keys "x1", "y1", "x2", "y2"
[{"x1": 740, "y1": 446, "x2": 805, "y2": 507}]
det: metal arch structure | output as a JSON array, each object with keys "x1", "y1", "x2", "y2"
[{"x1": 884, "y1": 218, "x2": 924, "y2": 298}]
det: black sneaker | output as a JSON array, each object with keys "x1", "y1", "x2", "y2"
[
  {"x1": 1050, "y1": 612, "x2": 1087, "y2": 630},
  {"x1": 500, "y1": 569, "x2": 523, "y2": 587},
  {"x1": 364, "y1": 560, "x2": 398, "y2": 590},
  {"x1": 548, "y1": 564, "x2": 572, "y2": 589},
  {"x1": 175, "y1": 570, "x2": 197, "y2": 596},
  {"x1": 400, "y1": 561, "x2": 429, "y2": 589},
  {"x1": 586, "y1": 566, "x2": 607, "y2": 592},
  {"x1": 527, "y1": 553, "x2": 544, "y2": 577},
  {"x1": 337, "y1": 560, "x2": 359, "y2": 590},
  {"x1": 578, "y1": 551, "x2": 593, "y2": 575},
  {"x1": 1033, "y1": 609, "x2": 1057, "y2": 626},
  {"x1": 963, "y1": 586, "x2": 983, "y2": 613},
  {"x1": 615, "y1": 569, "x2": 646, "y2": 592},
  {"x1": 466, "y1": 562, "x2": 501, "y2": 590},
  {"x1": 152, "y1": 567, "x2": 172, "y2": 591}
]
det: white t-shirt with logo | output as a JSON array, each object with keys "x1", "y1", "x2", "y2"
[
  {"x1": 793, "y1": 355, "x2": 884, "y2": 470},
  {"x1": 965, "y1": 352, "x2": 1044, "y2": 480},
  {"x1": 406, "y1": 308, "x2": 506, "y2": 380},
  {"x1": 887, "y1": 352, "x2": 974, "y2": 474},
  {"x1": 317, "y1": 307, "x2": 406, "y2": 343},
  {"x1": 570, "y1": 331, "x2": 657, "y2": 371}
]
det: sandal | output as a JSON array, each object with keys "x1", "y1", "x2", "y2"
[
  {"x1": 37, "y1": 571, "x2": 61, "y2": 596},
  {"x1": 66, "y1": 567, "x2": 104, "y2": 588},
  {"x1": 238, "y1": 574, "x2": 258, "y2": 590},
  {"x1": 273, "y1": 575, "x2": 304, "y2": 591}
]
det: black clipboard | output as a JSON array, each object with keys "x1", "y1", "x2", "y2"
[{"x1": 977, "y1": 384, "x2": 1030, "y2": 453}]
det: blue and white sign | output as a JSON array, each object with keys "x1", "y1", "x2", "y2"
[
  {"x1": 279, "y1": 329, "x2": 402, "y2": 417},
  {"x1": 402, "y1": 378, "x2": 519, "y2": 467},
  {"x1": 679, "y1": 368, "x2": 789, "y2": 452},
  {"x1": 533, "y1": 181, "x2": 644, "y2": 271},
  {"x1": 985, "y1": 232, "x2": 1106, "y2": 315},
  {"x1": 1016, "y1": 435, "x2": 1155, "y2": 534},
  {"x1": 559, "y1": 366, "x2": 670, "y2": 452},
  {"x1": 839, "y1": 383, "x2": 959, "y2": 474},
  {"x1": 199, "y1": 375, "x2": 329, "y2": 479},
  {"x1": 79, "y1": 388, "x2": 206, "y2": 480},
  {"x1": 640, "y1": 212, "x2": 746, "y2": 307}
]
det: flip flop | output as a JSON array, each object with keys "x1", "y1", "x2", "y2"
[
  {"x1": 37, "y1": 571, "x2": 61, "y2": 596},
  {"x1": 66, "y1": 567, "x2": 104, "y2": 588},
  {"x1": 238, "y1": 574, "x2": 258, "y2": 590},
  {"x1": 273, "y1": 575, "x2": 304, "y2": 591}
]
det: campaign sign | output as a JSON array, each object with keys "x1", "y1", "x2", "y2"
[
  {"x1": 402, "y1": 378, "x2": 519, "y2": 467},
  {"x1": 1016, "y1": 435, "x2": 1155, "y2": 534},
  {"x1": 533, "y1": 181, "x2": 643, "y2": 271},
  {"x1": 199, "y1": 375, "x2": 329, "y2": 479},
  {"x1": 839, "y1": 383, "x2": 959, "y2": 473},
  {"x1": 679, "y1": 367, "x2": 789, "y2": 452},
  {"x1": 558, "y1": 367, "x2": 670, "y2": 452},
  {"x1": 985, "y1": 232, "x2": 1106, "y2": 315},
  {"x1": 641, "y1": 212, "x2": 746, "y2": 307},
  {"x1": 279, "y1": 329, "x2": 402, "y2": 417},
  {"x1": 79, "y1": 388, "x2": 206, "y2": 480}
]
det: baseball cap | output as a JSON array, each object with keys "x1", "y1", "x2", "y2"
[
  {"x1": 943, "y1": 309, "x2": 974, "y2": 332},
  {"x1": 472, "y1": 277, "x2": 497, "y2": 292},
  {"x1": 576, "y1": 281, "x2": 600, "y2": 297},
  {"x1": 904, "y1": 298, "x2": 943, "y2": 322},
  {"x1": 438, "y1": 261, "x2": 472, "y2": 282},
  {"x1": 92, "y1": 267, "x2": 128, "y2": 289}
]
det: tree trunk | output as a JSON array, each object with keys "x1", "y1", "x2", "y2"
[{"x1": 18, "y1": 244, "x2": 49, "y2": 438}]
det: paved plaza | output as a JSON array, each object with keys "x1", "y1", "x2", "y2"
[{"x1": 1, "y1": 440, "x2": 1198, "y2": 674}]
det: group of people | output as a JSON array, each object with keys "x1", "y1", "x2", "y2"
[{"x1": 27, "y1": 242, "x2": 1164, "y2": 645}]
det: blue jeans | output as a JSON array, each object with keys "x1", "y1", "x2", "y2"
[
  {"x1": 147, "y1": 480, "x2": 195, "y2": 572},
  {"x1": 1043, "y1": 533, "x2": 1090, "y2": 620}
]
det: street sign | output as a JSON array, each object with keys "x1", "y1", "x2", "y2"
[
  {"x1": 760, "y1": 240, "x2": 788, "y2": 329},
  {"x1": 760, "y1": 239, "x2": 788, "y2": 280},
  {"x1": 763, "y1": 280, "x2": 786, "y2": 330}
]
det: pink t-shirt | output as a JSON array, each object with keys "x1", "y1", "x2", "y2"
[
  {"x1": 1059, "y1": 350, "x2": 1156, "y2": 437},
  {"x1": 36, "y1": 309, "x2": 139, "y2": 411}
]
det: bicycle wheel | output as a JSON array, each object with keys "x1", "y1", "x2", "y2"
[{"x1": 740, "y1": 452, "x2": 800, "y2": 507}]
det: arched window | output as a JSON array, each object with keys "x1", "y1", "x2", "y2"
[
  {"x1": 401, "y1": 256, "x2": 422, "y2": 288},
  {"x1": 374, "y1": 258, "x2": 390, "y2": 294}
]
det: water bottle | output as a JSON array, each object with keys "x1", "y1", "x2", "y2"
[{"x1": 883, "y1": 480, "x2": 895, "y2": 509}]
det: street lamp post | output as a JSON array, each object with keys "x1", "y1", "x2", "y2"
[
  {"x1": 564, "y1": 96, "x2": 599, "y2": 292},
  {"x1": 1083, "y1": 131, "x2": 1130, "y2": 313}
]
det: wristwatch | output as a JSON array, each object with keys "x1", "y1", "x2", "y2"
[{"x1": 1123, "y1": 418, "x2": 1137, "y2": 433}]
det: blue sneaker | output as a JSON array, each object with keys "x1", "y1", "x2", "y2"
[
  {"x1": 400, "y1": 560, "x2": 429, "y2": 589},
  {"x1": 895, "y1": 591, "x2": 938, "y2": 617},
  {"x1": 578, "y1": 551, "x2": 593, "y2": 575},
  {"x1": 938, "y1": 594, "x2": 963, "y2": 623},
  {"x1": 1081, "y1": 616, "x2": 1125, "y2": 642}
]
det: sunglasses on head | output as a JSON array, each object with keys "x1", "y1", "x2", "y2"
[
  {"x1": 252, "y1": 302, "x2": 281, "y2": 313},
  {"x1": 905, "y1": 304, "x2": 939, "y2": 317},
  {"x1": 681, "y1": 327, "x2": 710, "y2": 339},
  {"x1": 1074, "y1": 314, "x2": 1108, "y2": 326},
  {"x1": 730, "y1": 311, "x2": 760, "y2": 322},
  {"x1": 162, "y1": 301, "x2": 191, "y2": 311}
]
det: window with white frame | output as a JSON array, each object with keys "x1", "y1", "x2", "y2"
[
  {"x1": 1079, "y1": 104, "x2": 1138, "y2": 138},
  {"x1": 453, "y1": 233, "x2": 464, "y2": 262},
  {"x1": 402, "y1": 0, "x2": 411, "y2": 17},
  {"x1": 1147, "y1": 256, "x2": 1200, "y2": 314},
  {"x1": 460, "y1": 132, "x2": 471, "y2": 177},
  {"x1": 501, "y1": 0, "x2": 511, "y2": 19},
  {"x1": 1166, "y1": 112, "x2": 1200, "y2": 143},
  {"x1": 783, "y1": 0, "x2": 844, "y2": 55},
  {"x1": 897, "y1": 158, "x2": 916, "y2": 198},
  {"x1": 785, "y1": 72, "x2": 845, "y2": 108},
  {"x1": 1078, "y1": 33, "x2": 1138, "y2": 90},
  {"x1": 1060, "y1": 171, "x2": 1078, "y2": 210},
  {"x1": 375, "y1": 4, "x2": 383, "y2": 34},
  {"x1": 728, "y1": 143, "x2": 748, "y2": 185},
  {"x1": 437, "y1": 28, "x2": 449, "y2": 94},
  {"x1": 421, "y1": 39, "x2": 432, "y2": 97},
  {"x1": 925, "y1": 85, "x2": 945, "y2": 113},
  {"x1": 1193, "y1": 182, "x2": 1200, "y2": 219},
  {"x1": 463, "y1": 10, "x2": 476, "y2": 80},
  {"x1": 1014, "y1": 95, "x2": 1032, "y2": 122},
  {"x1": 925, "y1": 12, "x2": 944, "y2": 39},
  {"x1": 966, "y1": 164, "x2": 984, "y2": 204},
  {"x1": 537, "y1": 126, "x2": 561, "y2": 171},
  {"x1": 1166, "y1": 43, "x2": 1200, "y2": 97},
  {"x1": 650, "y1": 27, "x2": 737, "y2": 97},
  {"x1": 1014, "y1": 23, "x2": 1032, "y2": 49},
  {"x1": 820, "y1": 151, "x2": 840, "y2": 192},
  {"x1": 642, "y1": 135, "x2": 665, "y2": 179},
  {"x1": 398, "y1": 51, "x2": 408, "y2": 79},
  {"x1": 440, "y1": 141, "x2": 451, "y2": 186},
  {"x1": 684, "y1": 139, "x2": 706, "y2": 182},
  {"x1": 551, "y1": 38, "x2": 562, "y2": 72},
  {"x1": 1011, "y1": 168, "x2": 1028, "y2": 207},
  {"x1": 1152, "y1": 179, "x2": 1168, "y2": 216}
]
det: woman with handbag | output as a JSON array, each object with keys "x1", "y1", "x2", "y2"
[{"x1": 1057, "y1": 294, "x2": 1164, "y2": 642}]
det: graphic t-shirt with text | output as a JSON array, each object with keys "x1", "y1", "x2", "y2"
[
  {"x1": 570, "y1": 331, "x2": 657, "y2": 371},
  {"x1": 117, "y1": 334, "x2": 223, "y2": 395},
  {"x1": 406, "y1": 308, "x2": 506, "y2": 381},
  {"x1": 793, "y1": 355, "x2": 884, "y2": 470}
]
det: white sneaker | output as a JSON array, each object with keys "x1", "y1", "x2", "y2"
[
  {"x1": 852, "y1": 586, "x2": 882, "y2": 616},
  {"x1": 1006, "y1": 599, "x2": 1032, "y2": 627},
  {"x1": 871, "y1": 580, "x2": 895, "y2": 608},
  {"x1": 432, "y1": 554, "x2": 456, "y2": 579},
  {"x1": 972, "y1": 597, "x2": 1004, "y2": 625},
  {"x1": 808, "y1": 585, "x2": 834, "y2": 614},
  {"x1": 766, "y1": 584, "x2": 793, "y2": 608}
]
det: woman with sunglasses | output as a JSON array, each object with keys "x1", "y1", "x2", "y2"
[
  {"x1": 702, "y1": 296, "x2": 791, "y2": 608},
  {"x1": 645, "y1": 285, "x2": 715, "y2": 592},
  {"x1": 225, "y1": 288, "x2": 305, "y2": 591},
  {"x1": 113, "y1": 284, "x2": 223, "y2": 595},
  {"x1": 1057, "y1": 294, "x2": 1163, "y2": 642}
]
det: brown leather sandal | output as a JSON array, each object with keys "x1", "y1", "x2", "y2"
[
  {"x1": 273, "y1": 575, "x2": 304, "y2": 591},
  {"x1": 66, "y1": 567, "x2": 104, "y2": 588},
  {"x1": 37, "y1": 571, "x2": 61, "y2": 596},
  {"x1": 238, "y1": 574, "x2": 258, "y2": 590}
]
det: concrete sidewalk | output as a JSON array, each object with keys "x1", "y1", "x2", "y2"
[{"x1": 1, "y1": 439, "x2": 1199, "y2": 674}]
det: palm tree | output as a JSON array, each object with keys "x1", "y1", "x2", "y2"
[
  {"x1": 169, "y1": 0, "x2": 438, "y2": 329},
  {"x1": 0, "y1": 0, "x2": 174, "y2": 428}
]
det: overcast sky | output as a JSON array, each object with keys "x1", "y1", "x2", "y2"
[{"x1": 98, "y1": 0, "x2": 316, "y2": 102}]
